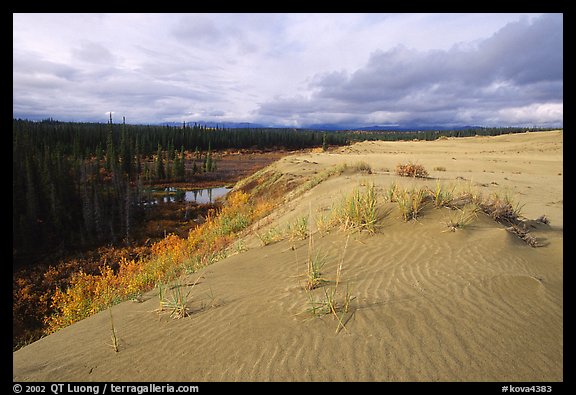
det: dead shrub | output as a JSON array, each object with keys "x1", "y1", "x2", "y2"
[{"x1": 395, "y1": 162, "x2": 429, "y2": 178}]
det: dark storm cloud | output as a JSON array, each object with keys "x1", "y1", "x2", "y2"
[{"x1": 257, "y1": 14, "x2": 563, "y2": 127}]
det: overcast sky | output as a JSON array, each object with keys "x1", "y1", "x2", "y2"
[{"x1": 13, "y1": 13, "x2": 563, "y2": 128}]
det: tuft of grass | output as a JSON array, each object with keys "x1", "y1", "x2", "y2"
[
  {"x1": 156, "y1": 272, "x2": 204, "y2": 319},
  {"x1": 315, "y1": 212, "x2": 335, "y2": 235},
  {"x1": 396, "y1": 187, "x2": 428, "y2": 222},
  {"x1": 449, "y1": 183, "x2": 484, "y2": 210},
  {"x1": 304, "y1": 248, "x2": 327, "y2": 290},
  {"x1": 304, "y1": 236, "x2": 354, "y2": 334},
  {"x1": 352, "y1": 161, "x2": 372, "y2": 174},
  {"x1": 306, "y1": 285, "x2": 355, "y2": 334},
  {"x1": 395, "y1": 162, "x2": 429, "y2": 178},
  {"x1": 481, "y1": 192, "x2": 524, "y2": 223},
  {"x1": 255, "y1": 226, "x2": 283, "y2": 246},
  {"x1": 288, "y1": 216, "x2": 310, "y2": 241},
  {"x1": 384, "y1": 182, "x2": 399, "y2": 203},
  {"x1": 443, "y1": 203, "x2": 479, "y2": 232},
  {"x1": 430, "y1": 182, "x2": 454, "y2": 208},
  {"x1": 335, "y1": 183, "x2": 379, "y2": 233},
  {"x1": 156, "y1": 281, "x2": 191, "y2": 319}
]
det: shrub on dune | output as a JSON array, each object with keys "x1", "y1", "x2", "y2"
[{"x1": 395, "y1": 162, "x2": 429, "y2": 178}]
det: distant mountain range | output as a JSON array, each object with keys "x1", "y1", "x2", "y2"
[{"x1": 160, "y1": 121, "x2": 484, "y2": 131}]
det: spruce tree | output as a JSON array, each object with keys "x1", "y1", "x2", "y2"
[{"x1": 155, "y1": 144, "x2": 165, "y2": 180}]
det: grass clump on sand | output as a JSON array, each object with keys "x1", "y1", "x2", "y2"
[
  {"x1": 255, "y1": 226, "x2": 283, "y2": 246},
  {"x1": 352, "y1": 161, "x2": 372, "y2": 174},
  {"x1": 304, "y1": 236, "x2": 354, "y2": 334},
  {"x1": 156, "y1": 281, "x2": 191, "y2": 319},
  {"x1": 443, "y1": 203, "x2": 479, "y2": 232},
  {"x1": 299, "y1": 215, "x2": 327, "y2": 290},
  {"x1": 480, "y1": 192, "x2": 524, "y2": 223},
  {"x1": 429, "y1": 182, "x2": 454, "y2": 209},
  {"x1": 304, "y1": 248, "x2": 328, "y2": 291},
  {"x1": 156, "y1": 269, "x2": 209, "y2": 319},
  {"x1": 306, "y1": 285, "x2": 355, "y2": 334},
  {"x1": 384, "y1": 182, "x2": 399, "y2": 203},
  {"x1": 396, "y1": 162, "x2": 429, "y2": 178},
  {"x1": 480, "y1": 192, "x2": 542, "y2": 247},
  {"x1": 445, "y1": 187, "x2": 541, "y2": 247},
  {"x1": 334, "y1": 182, "x2": 380, "y2": 233},
  {"x1": 396, "y1": 187, "x2": 428, "y2": 222},
  {"x1": 288, "y1": 216, "x2": 310, "y2": 241}
]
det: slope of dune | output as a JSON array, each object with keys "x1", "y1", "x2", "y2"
[{"x1": 13, "y1": 131, "x2": 563, "y2": 382}]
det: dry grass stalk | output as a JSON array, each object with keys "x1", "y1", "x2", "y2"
[
  {"x1": 505, "y1": 224, "x2": 541, "y2": 247},
  {"x1": 108, "y1": 306, "x2": 119, "y2": 353},
  {"x1": 480, "y1": 192, "x2": 524, "y2": 223}
]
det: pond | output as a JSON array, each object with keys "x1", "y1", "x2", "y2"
[{"x1": 143, "y1": 186, "x2": 232, "y2": 205}]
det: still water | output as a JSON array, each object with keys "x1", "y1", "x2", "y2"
[{"x1": 144, "y1": 186, "x2": 232, "y2": 205}]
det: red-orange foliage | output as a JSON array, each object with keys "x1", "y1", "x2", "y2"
[{"x1": 395, "y1": 162, "x2": 429, "y2": 178}]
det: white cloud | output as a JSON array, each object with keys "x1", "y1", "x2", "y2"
[
  {"x1": 497, "y1": 103, "x2": 563, "y2": 126},
  {"x1": 257, "y1": 13, "x2": 563, "y2": 127},
  {"x1": 13, "y1": 13, "x2": 562, "y2": 127}
]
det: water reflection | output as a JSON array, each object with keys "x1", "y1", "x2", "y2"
[{"x1": 144, "y1": 186, "x2": 232, "y2": 205}]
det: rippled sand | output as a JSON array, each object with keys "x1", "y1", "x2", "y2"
[{"x1": 13, "y1": 131, "x2": 562, "y2": 381}]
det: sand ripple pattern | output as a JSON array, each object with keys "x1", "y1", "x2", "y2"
[
  {"x1": 13, "y1": 214, "x2": 563, "y2": 381},
  {"x1": 13, "y1": 132, "x2": 563, "y2": 381}
]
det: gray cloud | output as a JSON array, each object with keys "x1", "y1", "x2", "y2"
[
  {"x1": 13, "y1": 13, "x2": 562, "y2": 127},
  {"x1": 258, "y1": 14, "x2": 563, "y2": 127},
  {"x1": 72, "y1": 40, "x2": 115, "y2": 64}
]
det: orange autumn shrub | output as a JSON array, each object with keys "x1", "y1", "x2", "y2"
[
  {"x1": 395, "y1": 162, "x2": 429, "y2": 178},
  {"x1": 45, "y1": 190, "x2": 277, "y2": 334}
]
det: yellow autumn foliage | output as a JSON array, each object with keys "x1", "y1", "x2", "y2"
[{"x1": 45, "y1": 190, "x2": 274, "y2": 334}]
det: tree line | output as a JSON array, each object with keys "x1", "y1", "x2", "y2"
[
  {"x1": 13, "y1": 118, "x2": 556, "y2": 263},
  {"x1": 12, "y1": 118, "x2": 348, "y2": 261}
]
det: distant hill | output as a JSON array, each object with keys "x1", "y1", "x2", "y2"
[{"x1": 160, "y1": 121, "x2": 484, "y2": 132}]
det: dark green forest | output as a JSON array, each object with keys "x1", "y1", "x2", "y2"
[
  {"x1": 12, "y1": 118, "x2": 554, "y2": 265},
  {"x1": 12, "y1": 119, "x2": 349, "y2": 260}
]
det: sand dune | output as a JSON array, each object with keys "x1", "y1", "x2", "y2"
[{"x1": 13, "y1": 131, "x2": 562, "y2": 381}]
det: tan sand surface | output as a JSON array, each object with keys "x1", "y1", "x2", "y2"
[{"x1": 13, "y1": 131, "x2": 562, "y2": 381}]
